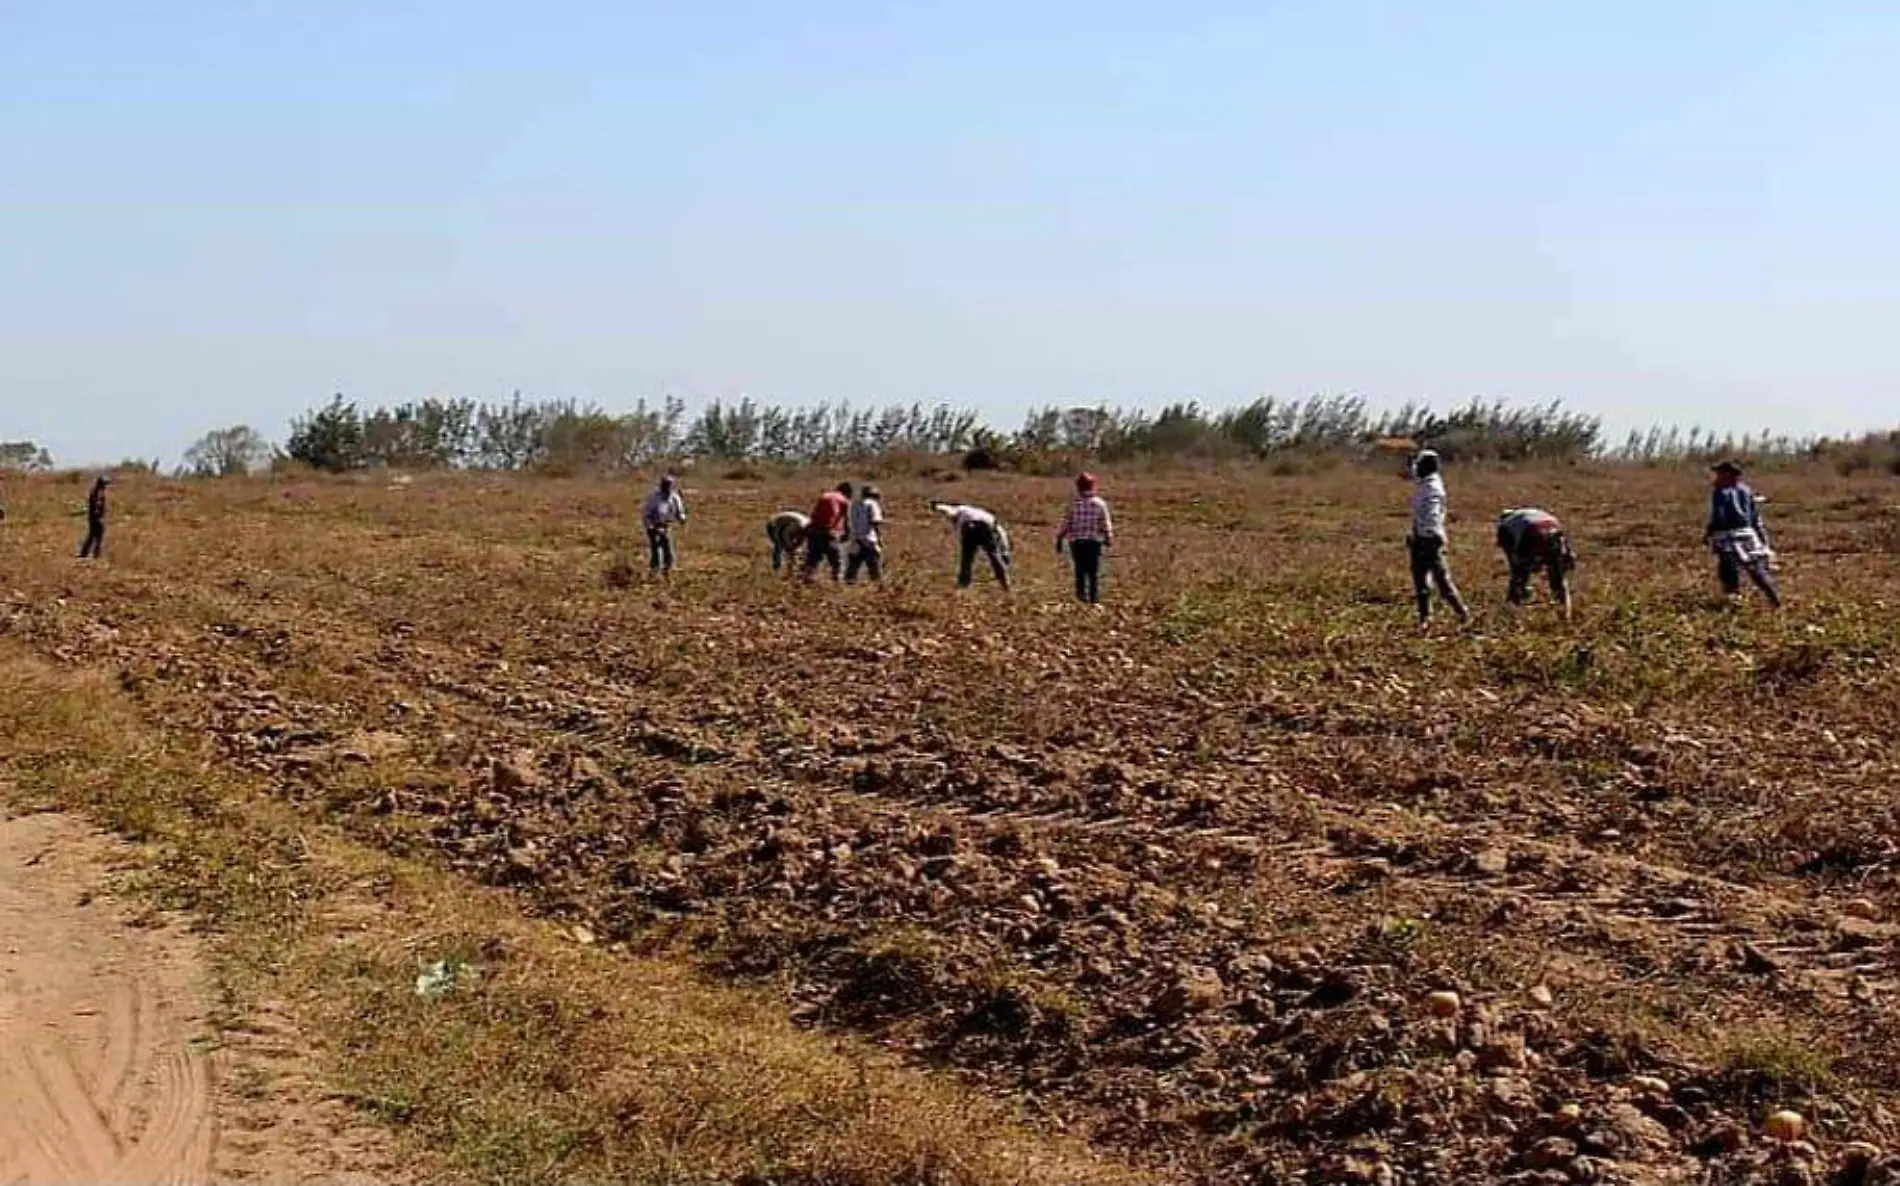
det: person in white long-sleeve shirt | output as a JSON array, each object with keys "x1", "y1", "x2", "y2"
[
  {"x1": 1405, "y1": 451, "x2": 1468, "y2": 628},
  {"x1": 929, "y1": 499, "x2": 1011, "y2": 589},
  {"x1": 765, "y1": 510, "x2": 809, "y2": 573},
  {"x1": 641, "y1": 475, "x2": 687, "y2": 573}
]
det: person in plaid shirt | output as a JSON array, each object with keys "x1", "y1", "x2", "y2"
[{"x1": 1055, "y1": 472, "x2": 1114, "y2": 604}]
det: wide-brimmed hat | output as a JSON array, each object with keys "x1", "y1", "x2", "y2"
[{"x1": 1710, "y1": 459, "x2": 1744, "y2": 475}]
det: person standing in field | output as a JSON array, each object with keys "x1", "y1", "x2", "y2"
[
  {"x1": 766, "y1": 510, "x2": 809, "y2": 573},
  {"x1": 1495, "y1": 507, "x2": 1575, "y2": 620},
  {"x1": 78, "y1": 474, "x2": 110, "y2": 560},
  {"x1": 1055, "y1": 472, "x2": 1114, "y2": 604},
  {"x1": 1406, "y1": 450, "x2": 1468, "y2": 629},
  {"x1": 1706, "y1": 460, "x2": 1782, "y2": 608},
  {"x1": 803, "y1": 482, "x2": 853, "y2": 581},
  {"x1": 845, "y1": 486, "x2": 885, "y2": 583},
  {"x1": 641, "y1": 474, "x2": 687, "y2": 575},
  {"x1": 929, "y1": 499, "x2": 1012, "y2": 590}
]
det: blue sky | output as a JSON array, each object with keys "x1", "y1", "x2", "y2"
[{"x1": 3, "y1": 1, "x2": 1897, "y2": 465}]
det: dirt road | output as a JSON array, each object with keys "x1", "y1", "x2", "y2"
[{"x1": 0, "y1": 809, "x2": 404, "y2": 1184}]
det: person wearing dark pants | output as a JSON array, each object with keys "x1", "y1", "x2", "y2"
[
  {"x1": 1706, "y1": 460, "x2": 1781, "y2": 608},
  {"x1": 803, "y1": 482, "x2": 852, "y2": 582},
  {"x1": 1496, "y1": 507, "x2": 1575, "y2": 620},
  {"x1": 932, "y1": 500, "x2": 1011, "y2": 589},
  {"x1": 78, "y1": 475, "x2": 109, "y2": 559},
  {"x1": 1406, "y1": 451, "x2": 1468, "y2": 629},
  {"x1": 1055, "y1": 471, "x2": 1114, "y2": 604},
  {"x1": 805, "y1": 529, "x2": 843, "y2": 580},
  {"x1": 640, "y1": 475, "x2": 686, "y2": 575},
  {"x1": 845, "y1": 487, "x2": 884, "y2": 583},
  {"x1": 646, "y1": 526, "x2": 674, "y2": 572},
  {"x1": 766, "y1": 510, "x2": 809, "y2": 573}
]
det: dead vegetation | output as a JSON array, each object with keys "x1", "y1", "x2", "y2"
[{"x1": 3, "y1": 461, "x2": 1900, "y2": 1183}]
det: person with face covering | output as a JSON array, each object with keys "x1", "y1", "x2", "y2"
[
  {"x1": 1706, "y1": 460, "x2": 1781, "y2": 607},
  {"x1": 1406, "y1": 450, "x2": 1469, "y2": 629}
]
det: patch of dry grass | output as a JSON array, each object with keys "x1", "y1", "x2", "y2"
[{"x1": 0, "y1": 650, "x2": 1141, "y2": 1186}]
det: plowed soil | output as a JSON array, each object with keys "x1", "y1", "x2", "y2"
[{"x1": 3, "y1": 462, "x2": 1899, "y2": 1184}]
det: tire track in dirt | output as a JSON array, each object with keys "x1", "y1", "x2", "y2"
[
  {"x1": 0, "y1": 809, "x2": 412, "y2": 1185},
  {"x1": 0, "y1": 814, "x2": 214, "y2": 1184}
]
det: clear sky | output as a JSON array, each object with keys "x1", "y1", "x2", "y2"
[{"x1": 4, "y1": 1, "x2": 1898, "y2": 465}]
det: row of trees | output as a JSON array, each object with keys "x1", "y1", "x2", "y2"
[
  {"x1": 16, "y1": 393, "x2": 1878, "y2": 479},
  {"x1": 282, "y1": 395, "x2": 686, "y2": 475},
  {"x1": 276, "y1": 394, "x2": 988, "y2": 475},
  {"x1": 264, "y1": 392, "x2": 1609, "y2": 475},
  {"x1": 0, "y1": 442, "x2": 55, "y2": 471},
  {"x1": 1005, "y1": 396, "x2": 1605, "y2": 465}
]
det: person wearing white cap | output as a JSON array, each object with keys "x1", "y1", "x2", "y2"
[{"x1": 1406, "y1": 450, "x2": 1468, "y2": 629}]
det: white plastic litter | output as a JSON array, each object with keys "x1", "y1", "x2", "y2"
[{"x1": 414, "y1": 958, "x2": 475, "y2": 999}]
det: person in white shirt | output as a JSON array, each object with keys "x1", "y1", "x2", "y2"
[
  {"x1": 765, "y1": 510, "x2": 809, "y2": 573},
  {"x1": 641, "y1": 475, "x2": 687, "y2": 574},
  {"x1": 929, "y1": 499, "x2": 1011, "y2": 590},
  {"x1": 845, "y1": 487, "x2": 885, "y2": 583},
  {"x1": 1406, "y1": 451, "x2": 1468, "y2": 628}
]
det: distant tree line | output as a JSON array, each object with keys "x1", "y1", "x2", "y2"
[
  {"x1": 13, "y1": 392, "x2": 1876, "y2": 480},
  {"x1": 268, "y1": 393, "x2": 984, "y2": 475},
  {"x1": 256, "y1": 392, "x2": 1609, "y2": 475},
  {"x1": 1000, "y1": 396, "x2": 1605, "y2": 466}
]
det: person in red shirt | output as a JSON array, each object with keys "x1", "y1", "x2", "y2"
[{"x1": 803, "y1": 482, "x2": 853, "y2": 581}]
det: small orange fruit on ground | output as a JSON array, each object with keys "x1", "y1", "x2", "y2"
[{"x1": 1765, "y1": 1110, "x2": 1805, "y2": 1142}]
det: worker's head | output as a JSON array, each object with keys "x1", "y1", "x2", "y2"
[
  {"x1": 1411, "y1": 450, "x2": 1440, "y2": 479},
  {"x1": 1711, "y1": 459, "x2": 1743, "y2": 488},
  {"x1": 95, "y1": 474, "x2": 112, "y2": 487},
  {"x1": 862, "y1": 486, "x2": 881, "y2": 503},
  {"x1": 836, "y1": 481, "x2": 854, "y2": 498},
  {"x1": 1075, "y1": 471, "x2": 1098, "y2": 494},
  {"x1": 659, "y1": 474, "x2": 676, "y2": 492}
]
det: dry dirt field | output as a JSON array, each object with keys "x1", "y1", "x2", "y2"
[{"x1": 4, "y1": 460, "x2": 1900, "y2": 1184}]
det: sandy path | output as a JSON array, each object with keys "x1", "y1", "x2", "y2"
[{"x1": 0, "y1": 810, "x2": 406, "y2": 1184}]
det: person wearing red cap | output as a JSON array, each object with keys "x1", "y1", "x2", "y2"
[{"x1": 1056, "y1": 472, "x2": 1114, "y2": 604}]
